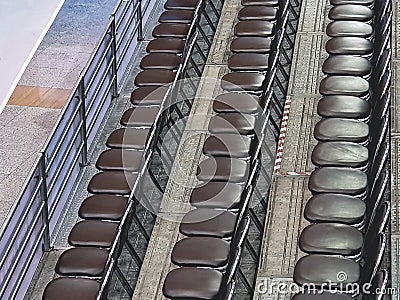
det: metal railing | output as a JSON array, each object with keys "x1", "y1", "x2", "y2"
[{"x1": 0, "y1": 0, "x2": 155, "y2": 298}]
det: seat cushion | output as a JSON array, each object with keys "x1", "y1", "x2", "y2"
[
  {"x1": 322, "y1": 56, "x2": 371, "y2": 77},
  {"x1": 159, "y1": 10, "x2": 195, "y2": 23},
  {"x1": 317, "y1": 95, "x2": 370, "y2": 119},
  {"x1": 43, "y1": 278, "x2": 100, "y2": 300},
  {"x1": 319, "y1": 76, "x2": 369, "y2": 97},
  {"x1": 153, "y1": 23, "x2": 190, "y2": 38},
  {"x1": 96, "y1": 149, "x2": 143, "y2": 172},
  {"x1": 171, "y1": 237, "x2": 230, "y2": 267},
  {"x1": 106, "y1": 128, "x2": 150, "y2": 149},
  {"x1": 230, "y1": 37, "x2": 272, "y2": 53},
  {"x1": 314, "y1": 118, "x2": 369, "y2": 143},
  {"x1": 140, "y1": 53, "x2": 182, "y2": 70},
  {"x1": 180, "y1": 208, "x2": 237, "y2": 238},
  {"x1": 299, "y1": 223, "x2": 363, "y2": 255},
  {"x1": 326, "y1": 21, "x2": 373, "y2": 38},
  {"x1": 304, "y1": 194, "x2": 366, "y2": 225},
  {"x1": 56, "y1": 247, "x2": 109, "y2": 276},
  {"x1": 135, "y1": 69, "x2": 176, "y2": 86},
  {"x1": 164, "y1": 0, "x2": 199, "y2": 10},
  {"x1": 190, "y1": 181, "x2": 244, "y2": 208},
  {"x1": 228, "y1": 53, "x2": 270, "y2": 71},
  {"x1": 308, "y1": 167, "x2": 368, "y2": 195},
  {"x1": 325, "y1": 37, "x2": 373, "y2": 56},
  {"x1": 120, "y1": 106, "x2": 160, "y2": 127},
  {"x1": 328, "y1": 4, "x2": 373, "y2": 21},
  {"x1": 311, "y1": 141, "x2": 369, "y2": 168},
  {"x1": 146, "y1": 38, "x2": 185, "y2": 54},
  {"x1": 213, "y1": 93, "x2": 261, "y2": 114},
  {"x1": 293, "y1": 255, "x2": 360, "y2": 286},
  {"x1": 241, "y1": 0, "x2": 279, "y2": 6},
  {"x1": 78, "y1": 194, "x2": 128, "y2": 220},
  {"x1": 221, "y1": 72, "x2": 265, "y2": 91},
  {"x1": 238, "y1": 6, "x2": 278, "y2": 20},
  {"x1": 196, "y1": 156, "x2": 249, "y2": 183},
  {"x1": 234, "y1": 21, "x2": 275, "y2": 37},
  {"x1": 87, "y1": 171, "x2": 138, "y2": 195},
  {"x1": 130, "y1": 86, "x2": 169, "y2": 105},
  {"x1": 68, "y1": 220, "x2": 119, "y2": 247},
  {"x1": 208, "y1": 113, "x2": 256, "y2": 135},
  {"x1": 203, "y1": 134, "x2": 254, "y2": 158},
  {"x1": 163, "y1": 268, "x2": 223, "y2": 299}
]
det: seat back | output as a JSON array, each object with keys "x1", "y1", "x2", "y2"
[
  {"x1": 365, "y1": 201, "x2": 390, "y2": 250},
  {"x1": 274, "y1": 0, "x2": 290, "y2": 29},
  {"x1": 373, "y1": 48, "x2": 391, "y2": 86},
  {"x1": 369, "y1": 115, "x2": 388, "y2": 164},
  {"x1": 368, "y1": 142, "x2": 388, "y2": 193},
  {"x1": 361, "y1": 233, "x2": 387, "y2": 284},
  {"x1": 375, "y1": 0, "x2": 391, "y2": 27},
  {"x1": 366, "y1": 170, "x2": 389, "y2": 221},
  {"x1": 373, "y1": 14, "x2": 391, "y2": 64},
  {"x1": 234, "y1": 182, "x2": 256, "y2": 236},
  {"x1": 226, "y1": 217, "x2": 251, "y2": 283},
  {"x1": 224, "y1": 280, "x2": 236, "y2": 300}
]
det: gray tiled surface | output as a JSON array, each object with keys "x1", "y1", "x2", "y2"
[
  {"x1": 279, "y1": 97, "x2": 319, "y2": 173},
  {"x1": 392, "y1": 0, "x2": 399, "y2": 58},
  {"x1": 258, "y1": 177, "x2": 310, "y2": 277},
  {"x1": 19, "y1": 0, "x2": 119, "y2": 89}
]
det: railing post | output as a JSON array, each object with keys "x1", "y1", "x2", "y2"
[
  {"x1": 78, "y1": 79, "x2": 90, "y2": 167},
  {"x1": 137, "y1": 0, "x2": 144, "y2": 41},
  {"x1": 110, "y1": 16, "x2": 119, "y2": 98},
  {"x1": 39, "y1": 152, "x2": 51, "y2": 252}
]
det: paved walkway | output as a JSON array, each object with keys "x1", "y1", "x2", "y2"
[{"x1": 0, "y1": 0, "x2": 118, "y2": 230}]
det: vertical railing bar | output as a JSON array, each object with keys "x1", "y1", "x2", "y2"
[
  {"x1": 137, "y1": 0, "x2": 144, "y2": 41},
  {"x1": 111, "y1": 16, "x2": 119, "y2": 99},
  {"x1": 78, "y1": 79, "x2": 90, "y2": 167},
  {"x1": 39, "y1": 153, "x2": 51, "y2": 252}
]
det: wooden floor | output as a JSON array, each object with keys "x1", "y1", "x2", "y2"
[{"x1": 8, "y1": 85, "x2": 71, "y2": 109}]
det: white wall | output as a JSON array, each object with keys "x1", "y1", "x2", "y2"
[{"x1": 0, "y1": 0, "x2": 66, "y2": 113}]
